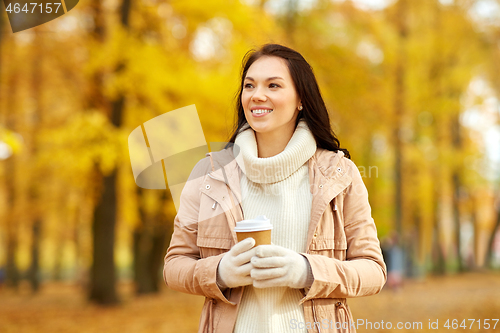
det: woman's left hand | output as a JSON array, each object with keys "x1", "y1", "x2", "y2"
[{"x1": 250, "y1": 245, "x2": 313, "y2": 289}]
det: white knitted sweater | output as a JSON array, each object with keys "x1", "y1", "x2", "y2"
[{"x1": 232, "y1": 120, "x2": 317, "y2": 333}]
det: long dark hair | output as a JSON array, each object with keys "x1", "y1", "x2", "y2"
[{"x1": 226, "y1": 43, "x2": 350, "y2": 159}]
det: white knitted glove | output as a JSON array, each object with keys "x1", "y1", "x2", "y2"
[
  {"x1": 216, "y1": 237, "x2": 257, "y2": 289},
  {"x1": 250, "y1": 245, "x2": 314, "y2": 289}
]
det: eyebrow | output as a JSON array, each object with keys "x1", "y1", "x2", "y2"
[{"x1": 244, "y1": 76, "x2": 284, "y2": 81}]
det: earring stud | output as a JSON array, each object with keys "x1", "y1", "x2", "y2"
[{"x1": 298, "y1": 106, "x2": 303, "y2": 110}]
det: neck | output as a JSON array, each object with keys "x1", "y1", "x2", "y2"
[
  {"x1": 234, "y1": 119, "x2": 317, "y2": 183},
  {"x1": 255, "y1": 128, "x2": 295, "y2": 158}
]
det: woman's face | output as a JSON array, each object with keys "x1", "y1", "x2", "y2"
[{"x1": 241, "y1": 56, "x2": 302, "y2": 138}]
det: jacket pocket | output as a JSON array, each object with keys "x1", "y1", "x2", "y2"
[
  {"x1": 197, "y1": 194, "x2": 233, "y2": 253},
  {"x1": 197, "y1": 214, "x2": 233, "y2": 259},
  {"x1": 309, "y1": 238, "x2": 347, "y2": 261},
  {"x1": 196, "y1": 236, "x2": 232, "y2": 250},
  {"x1": 196, "y1": 233, "x2": 232, "y2": 259}
]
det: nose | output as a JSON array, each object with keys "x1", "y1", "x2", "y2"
[{"x1": 251, "y1": 85, "x2": 267, "y2": 102}]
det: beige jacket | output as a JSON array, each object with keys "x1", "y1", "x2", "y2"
[{"x1": 163, "y1": 146, "x2": 387, "y2": 333}]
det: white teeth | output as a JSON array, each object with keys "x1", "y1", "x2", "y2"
[{"x1": 251, "y1": 109, "x2": 273, "y2": 114}]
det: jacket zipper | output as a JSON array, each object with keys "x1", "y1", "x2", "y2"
[{"x1": 311, "y1": 299, "x2": 322, "y2": 333}]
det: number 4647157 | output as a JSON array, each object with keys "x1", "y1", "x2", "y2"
[
  {"x1": 5, "y1": 3, "x2": 62, "y2": 14},
  {"x1": 444, "y1": 319, "x2": 499, "y2": 330}
]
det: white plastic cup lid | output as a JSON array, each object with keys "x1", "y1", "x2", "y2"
[{"x1": 234, "y1": 215, "x2": 273, "y2": 232}]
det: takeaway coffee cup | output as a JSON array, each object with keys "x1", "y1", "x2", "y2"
[{"x1": 234, "y1": 215, "x2": 273, "y2": 247}]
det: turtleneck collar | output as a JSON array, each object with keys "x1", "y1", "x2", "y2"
[{"x1": 234, "y1": 120, "x2": 317, "y2": 184}]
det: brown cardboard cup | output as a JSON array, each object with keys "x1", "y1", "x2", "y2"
[
  {"x1": 234, "y1": 216, "x2": 272, "y2": 247},
  {"x1": 236, "y1": 229, "x2": 272, "y2": 247}
]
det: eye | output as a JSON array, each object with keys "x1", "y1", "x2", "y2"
[
  {"x1": 244, "y1": 83, "x2": 253, "y2": 89},
  {"x1": 269, "y1": 83, "x2": 280, "y2": 88}
]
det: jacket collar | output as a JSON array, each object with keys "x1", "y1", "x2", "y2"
[
  {"x1": 206, "y1": 146, "x2": 243, "y2": 204},
  {"x1": 205, "y1": 146, "x2": 353, "y2": 249},
  {"x1": 305, "y1": 149, "x2": 352, "y2": 250},
  {"x1": 208, "y1": 146, "x2": 351, "y2": 191},
  {"x1": 233, "y1": 120, "x2": 317, "y2": 184}
]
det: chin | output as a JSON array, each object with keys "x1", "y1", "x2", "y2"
[{"x1": 248, "y1": 123, "x2": 271, "y2": 133}]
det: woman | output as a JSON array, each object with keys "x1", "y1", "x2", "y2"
[{"x1": 164, "y1": 43, "x2": 386, "y2": 333}]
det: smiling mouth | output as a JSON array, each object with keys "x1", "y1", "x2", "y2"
[{"x1": 251, "y1": 109, "x2": 273, "y2": 114}]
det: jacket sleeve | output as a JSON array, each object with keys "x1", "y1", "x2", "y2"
[
  {"x1": 163, "y1": 158, "x2": 235, "y2": 305},
  {"x1": 301, "y1": 159, "x2": 387, "y2": 301}
]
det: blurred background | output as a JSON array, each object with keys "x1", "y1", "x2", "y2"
[{"x1": 0, "y1": 0, "x2": 500, "y2": 332}]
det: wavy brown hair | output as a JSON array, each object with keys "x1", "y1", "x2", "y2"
[{"x1": 226, "y1": 43, "x2": 350, "y2": 159}]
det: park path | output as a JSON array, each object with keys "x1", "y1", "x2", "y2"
[{"x1": 0, "y1": 271, "x2": 498, "y2": 332}]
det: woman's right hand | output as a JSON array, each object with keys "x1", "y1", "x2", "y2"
[{"x1": 216, "y1": 237, "x2": 256, "y2": 289}]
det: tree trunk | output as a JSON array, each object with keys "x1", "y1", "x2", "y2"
[
  {"x1": 393, "y1": 0, "x2": 408, "y2": 239},
  {"x1": 88, "y1": 0, "x2": 131, "y2": 305},
  {"x1": 27, "y1": 28, "x2": 43, "y2": 292},
  {"x1": 486, "y1": 205, "x2": 500, "y2": 268},
  {"x1": 431, "y1": 163, "x2": 446, "y2": 275},
  {"x1": 133, "y1": 187, "x2": 153, "y2": 294},
  {"x1": 4, "y1": 39, "x2": 20, "y2": 291},
  {"x1": 284, "y1": 0, "x2": 298, "y2": 44},
  {"x1": 134, "y1": 189, "x2": 172, "y2": 294},
  {"x1": 52, "y1": 226, "x2": 63, "y2": 281},
  {"x1": 87, "y1": 0, "x2": 116, "y2": 304},
  {"x1": 89, "y1": 168, "x2": 120, "y2": 304},
  {"x1": 133, "y1": 227, "x2": 151, "y2": 294},
  {"x1": 431, "y1": 192, "x2": 446, "y2": 274},
  {"x1": 452, "y1": 171, "x2": 464, "y2": 271},
  {"x1": 151, "y1": 190, "x2": 173, "y2": 292},
  {"x1": 88, "y1": 95, "x2": 124, "y2": 305},
  {"x1": 450, "y1": 91, "x2": 465, "y2": 271},
  {"x1": 27, "y1": 219, "x2": 41, "y2": 292}
]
